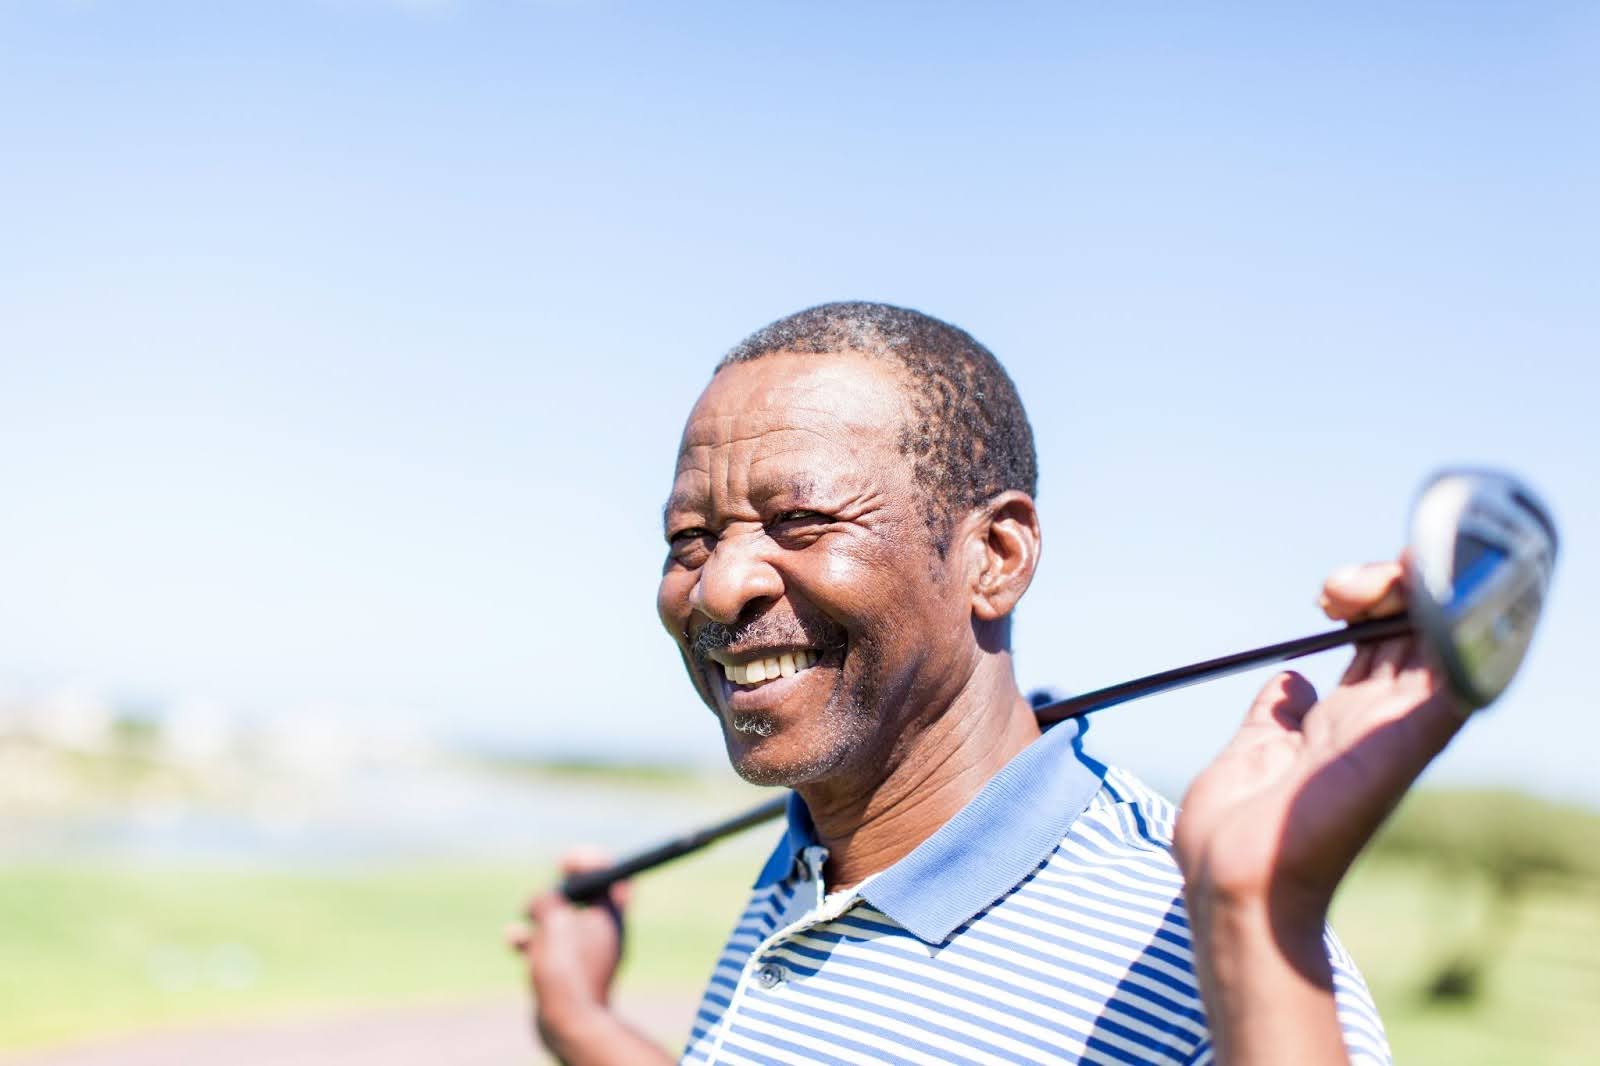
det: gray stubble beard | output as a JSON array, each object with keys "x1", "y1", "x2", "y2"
[
  {"x1": 723, "y1": 635, "x2": 886, "y2": 789},
  {"x1": 730, "y1": 713, "x2": 775, "y2": 737}
]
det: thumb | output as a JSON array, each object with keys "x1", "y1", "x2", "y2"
[
  {"x1": 1242, "y1": 671, "x2": 1319, "y2": 733},
  {"x1": 560, "y1": 847, "x2": 631, "y2": 910}
]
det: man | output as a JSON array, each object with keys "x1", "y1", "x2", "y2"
[{"x1": 513, "y1": 302, "x2": 1466, "y2": 1064}]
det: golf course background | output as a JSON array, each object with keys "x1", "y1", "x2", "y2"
[{"x1": 4, "y1": 738, "x2": 1599, "y2": 1065}]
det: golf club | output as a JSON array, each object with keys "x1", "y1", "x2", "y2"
[{"x1": 560, "y1": 469, "x2": 1557, "y2": 905}]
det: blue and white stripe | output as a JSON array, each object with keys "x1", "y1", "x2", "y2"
[{"x1": 681, "y1": 718, "x2": 1390, "y2": 1065}]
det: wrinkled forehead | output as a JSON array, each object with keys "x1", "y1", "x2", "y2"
[
  {"x1": 669, "y1": 351, "x2": 911, "y2": 501},
  {"x1": 680, "y1": 351, "x2": 908, "y2": 449}
]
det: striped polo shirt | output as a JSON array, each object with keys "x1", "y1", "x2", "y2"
[{"x1": 681, "y1": 718, "x2": 1390, "y2": 1065}]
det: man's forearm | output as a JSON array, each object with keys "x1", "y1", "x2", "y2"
[
  {"x1": 537, "y1": 1003, "x2": 675, "y2": 1066},
  {"x1": 1185, "y1": 890, "x2": 1348, "y2": 1066}
]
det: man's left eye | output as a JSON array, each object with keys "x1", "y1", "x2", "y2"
[
  {"x1": 768, "y1": 510, "x2": 832, "y2": 543},
  {"x1": 772, "y1": 510, "x2": 822, "y2": 525}
]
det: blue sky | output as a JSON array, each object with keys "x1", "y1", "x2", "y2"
[{"x1": 2, "y1": 1, "x2": 1595, "y2": 802}]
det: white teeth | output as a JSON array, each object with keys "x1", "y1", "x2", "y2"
[{"x1": 722, "y1": 650, "x2": 823, "y2": 687}]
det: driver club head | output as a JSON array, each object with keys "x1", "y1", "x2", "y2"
[{"x1": 1405, "y1": 469, "x2": 1558, "y2": 711}]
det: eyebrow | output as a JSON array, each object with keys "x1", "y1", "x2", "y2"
[
  {"x1": 660, "y1": 474, "x2": 829, "y2": 531},
  {"x1": 760, "y1": 472, "x2": 821, "y2": 502}
]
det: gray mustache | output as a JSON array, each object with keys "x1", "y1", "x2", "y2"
[{"x1": 691, "y1": 613, "x2": 845, "y2": 662}]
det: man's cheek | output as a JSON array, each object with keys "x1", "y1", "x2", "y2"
[{"x1": 655, "y1": 576, "x2": 689, "y2": 637}]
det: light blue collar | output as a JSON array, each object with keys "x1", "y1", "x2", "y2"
[{"x1": 752, "y1": 717, "x2": 1106, "y2": 945}]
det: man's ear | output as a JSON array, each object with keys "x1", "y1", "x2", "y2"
[{"x1": 965, "y1": 491, "x2": 1042, "y2": 622}]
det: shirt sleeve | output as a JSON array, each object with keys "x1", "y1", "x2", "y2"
[{"x1": 1324, "y1": 925, "x2": 1393, "y2": 1065}]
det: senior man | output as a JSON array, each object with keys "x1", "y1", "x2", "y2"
[{"x1": 515, "y1": 302, "x2": 1466, "y2": 1064}]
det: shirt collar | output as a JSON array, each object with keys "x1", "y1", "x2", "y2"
[{"x1": 752, "y1": 717, "x2": 1106, "y2": 945}]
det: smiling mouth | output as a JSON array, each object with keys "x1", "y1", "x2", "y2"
[{"x1": 717, "y1": 650, "x2": 823, "y2": 688}]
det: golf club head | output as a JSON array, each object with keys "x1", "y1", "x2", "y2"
[{"x1": 1405, "y1": 469, "x2": 1558, "y2": 711}]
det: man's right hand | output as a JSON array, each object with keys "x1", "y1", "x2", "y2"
[{"x1": 508, "y1": 849, "x2": 672, "y2": 1066}]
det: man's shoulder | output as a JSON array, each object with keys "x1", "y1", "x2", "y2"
[
  {"x1": 1074, "y1": 764, "x2": 1184, "y2": 854},
  {"x1": 997, "y1": 764, "x2": 1192, "y2": 944},
  {"x1": 1015, "y1": 764, "x2": 1193, "y2": 921}
]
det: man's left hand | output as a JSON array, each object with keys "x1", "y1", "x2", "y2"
[{"x1": 1173, "y1": 560, "x2": 1469, "y2": 1064}]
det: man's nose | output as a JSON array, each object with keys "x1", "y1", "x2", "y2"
[{"x1": 690, "y1": 531, "x2": 783, "y2": 624}]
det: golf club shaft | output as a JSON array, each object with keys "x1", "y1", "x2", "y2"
[
  {"x1": 1035, "y1": 613, "x2": 1411, "y2": 726},
  {"x1": 559, "y1": 614, "x2": 1413, "y2": 903},
  {"x1": 559, "y1": 794, "x2": 790, "y2": 903}
]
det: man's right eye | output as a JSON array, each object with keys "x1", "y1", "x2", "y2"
[{"x1": 667, "y1": 528, "x2": 715, "y2": 563}]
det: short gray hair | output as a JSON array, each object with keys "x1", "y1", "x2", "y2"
[{"x1": 718, "y1": 301, "x2": 1037, "y2": 555}]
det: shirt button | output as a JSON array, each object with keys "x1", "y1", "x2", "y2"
[{"x1": 755, "y1": 962, "x2": 786, "y2": 989}]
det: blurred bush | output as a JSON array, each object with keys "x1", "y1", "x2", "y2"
[
  {"x1": 1369, "y1": 789, "x2": 1600, "y2": 1004},
  {"x1": 1375, "y1": 788, "x2": 1600, "y2": 886}
]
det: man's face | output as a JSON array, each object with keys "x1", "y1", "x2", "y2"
[{"x1": 657, "y1": 351, "x2": 980, "y2": 787}]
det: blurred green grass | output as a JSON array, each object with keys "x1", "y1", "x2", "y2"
[
  {"x1": 0, "y1": 856, "x2": 754, "y2": 1051},
  {"x1": 1337, "y1": 786, "x2": 1600, "y2": 1065},
  {"x1": 4, "y1": 789, "x2": 1599, "y2": 1061},
  {"x1": 1333, "y1": 856, "x2": 1600, "y2": 1065}
]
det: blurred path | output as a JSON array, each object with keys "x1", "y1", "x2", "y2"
[{"x1": 0, "y1": 994, "x2": 693, "y2": 1066}]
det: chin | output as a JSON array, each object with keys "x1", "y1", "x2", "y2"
[
  {"x1": 710, "y1": 656, "x2": 884, "y2": 788},
  {"x1": 721, "y1": 725, "x2": 854, "y2": 788}
]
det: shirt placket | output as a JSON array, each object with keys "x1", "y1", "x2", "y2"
[{"x1": 703, "y1": 845, "x2": 859, "y2": 1065}]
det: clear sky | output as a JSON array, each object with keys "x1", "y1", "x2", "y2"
[{"x1": 2, "y1": 1, "x2": 1595, "y2": 802}]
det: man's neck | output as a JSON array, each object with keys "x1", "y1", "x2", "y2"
[{"x1": 795, "y1": 661, "x2": 1041, "y2": 891}]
